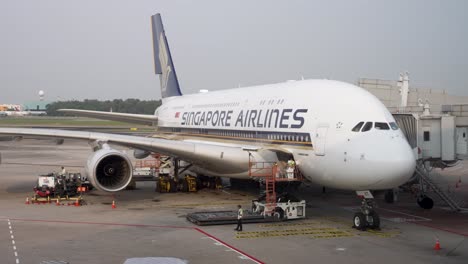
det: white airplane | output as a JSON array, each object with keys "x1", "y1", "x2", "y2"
[{"x1": 0, "y1": 14, "x2": 415, "y2": 229}]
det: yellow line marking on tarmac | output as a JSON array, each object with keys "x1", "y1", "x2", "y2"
[
  {"x1": 357, "y1": 229, "x2": 401, "y2": 238},
  {"x1": 310, "y1": 232, "x2": 354, "y2": 239},
  {"x1": 239, "y1": 227, "x2": 337, "y2": 234},
  {"x1": 235, "y1": 227, "x2": 353, "y2": 239},
  {"x1": 258, "y1": 221, "x2": 323, "y2": 227},
  {"x1": 236, "y1": 217, "x2": 401, "y2": 239}
]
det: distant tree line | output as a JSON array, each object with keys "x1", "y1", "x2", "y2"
[{"x1": 46, "y1": 99, "x2": 162, "y2": 116}]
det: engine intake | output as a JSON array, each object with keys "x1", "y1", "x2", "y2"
[{"x1": 86, "y1": 148, "x2": 133, "y2": 192}]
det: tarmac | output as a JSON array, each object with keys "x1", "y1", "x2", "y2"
[{"x1": 0, "y1": 139, "x2": 467, "y2": 264}]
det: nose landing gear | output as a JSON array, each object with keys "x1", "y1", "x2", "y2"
[{"x1": 352, "y1": 190, "x2": 380, "y2": 231}]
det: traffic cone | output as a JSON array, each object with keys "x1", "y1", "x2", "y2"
[
  {"x1": 56, "y1": 199, "x2": 60, "y2": 206},
  {"x1": 74, "y1": 199, "x2": 80, "y2": 207},
  {"x1": 112, "y1": 200, "x2": 116, "y2": 209},
  {"x1": 434, "y1": 239, "x2": 441, "y2": 250},
  {"x1": 25, "y1": 197, "x2": 30, "y2": 205}
]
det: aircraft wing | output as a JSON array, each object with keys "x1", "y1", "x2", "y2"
[
  {"x1": 58, "y1": 109, "x2": 158, "y2": 125},
  {"x1": 0, "y1": 127, "x2": 191, "y2": 157},
  {"x1": 0, "y1": 127, "x2": 262, "y2": 175}
]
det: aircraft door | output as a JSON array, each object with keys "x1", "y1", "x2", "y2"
[
  {"x1": 456, "y1": 127, "x2": 468, "y2": 155},
  {"x1": 314, "y1": 126, "x2": 328, "y2": 156}
]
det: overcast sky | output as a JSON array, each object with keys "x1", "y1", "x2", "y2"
[{"x1": 1, "y1": 0, "x2": 467, "y2": 103}]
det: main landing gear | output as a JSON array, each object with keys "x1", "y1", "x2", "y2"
[{"x1": 352, "y1": 191, "x2": 380, "y2": 231}]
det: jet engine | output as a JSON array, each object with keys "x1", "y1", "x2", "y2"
[{"x1": 85, "y1": 147, "x2": 133, "y2": 192}]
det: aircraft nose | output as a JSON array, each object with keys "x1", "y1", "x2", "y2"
[{"x1": 373, "y1": 139, "x2": 416, "y2": 188}]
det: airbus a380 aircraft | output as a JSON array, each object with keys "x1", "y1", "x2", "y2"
[{"x1": 0, "y1": 14, "x2": 415, "y2": 229}]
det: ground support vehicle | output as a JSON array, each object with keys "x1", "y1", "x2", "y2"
[
  {"x1": 34, "y1": 172, "x2": 89, "y2": 198},
  {"x1": 186, "y1": 194, "x2": 306, "y2": 226}
]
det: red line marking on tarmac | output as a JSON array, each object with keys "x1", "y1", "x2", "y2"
[
  {"x1": 0, "y1": 217, "x2": 265, "y2": 263},
  {"x1": 411, "y1": 221, "x2": 468, "y2": 237},
  {"x1": 195, "y1": 227, "x2": 265, "y2": 264}
]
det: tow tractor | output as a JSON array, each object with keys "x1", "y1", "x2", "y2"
[{"x1": 252, "y1": 193, "x2": 306, "y2": 221}]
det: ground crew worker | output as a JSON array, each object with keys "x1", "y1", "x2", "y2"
[
  {"x1": 274, "y1": 163, "x2": 280, "y2": 178},
  {"x1": 60, "y1": 166, "x2": 67, "y2": 176},
  {"x1": 235, "y1": 204, "x2": 243, "y2": 231},
  {"x1": 277, "y1": 161, "x2": 287, "y2": 178},
  {"x1": 286, "y1": 159, "x2": 296, "y2": 179}
]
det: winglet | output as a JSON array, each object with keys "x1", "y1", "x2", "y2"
[{"x1": 151, "y1": 14, "x2": 182, "y2": 98}]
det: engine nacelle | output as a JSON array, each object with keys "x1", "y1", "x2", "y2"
[
  {"x1": 133, "y1": 149, "x2": 150, "y2": 159},
  {"x1": 86, "y1": 147, "x2": 133, "y2": 192}
]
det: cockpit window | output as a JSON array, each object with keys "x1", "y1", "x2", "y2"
[
  {"x1": 361, "y1": 122, "x2": 373, "y2": 132},
  {"x1": 389, "y1": 122, "x2": 399, "y2": 130},
  {"x1": 352, "y1": 122, "x2": 364, "y2": 132},
  {"x1": 374, "y1": 122, "x2": 390, "y2": 130}
]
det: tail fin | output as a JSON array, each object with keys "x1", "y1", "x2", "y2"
[{"x1": 151, "y1": 14, "x2": 182, "y2": 98}]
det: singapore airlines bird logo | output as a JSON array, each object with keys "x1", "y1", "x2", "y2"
[{"x1": 158, "y1": 33, "x2": 172, "y2": 94}]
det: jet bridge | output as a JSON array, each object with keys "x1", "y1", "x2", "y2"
[
  {"x1": 393, "y1": 113, "x2": 457, "y2": 162},
  {"x1": 391, "y1": 104, "x2": 468, "y2": 162},
  {"x1": 392, "y1": 107, "x2": 468, "y2": 211}
]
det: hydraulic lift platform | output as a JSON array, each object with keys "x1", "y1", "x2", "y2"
[
  {"x1": 186, "y1": 199, "x2": 306, "y2": 226},
  {"x1": 186, "y1": 210, "x2": 271, "y2": 226}
]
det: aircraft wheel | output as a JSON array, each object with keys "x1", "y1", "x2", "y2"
[
  {"x1": 367, "y1": 211, "x2": 380, "y2": 229},
  {"x1": 384, "y1": 190, "x2": 394, "y2": 203},
  {"x1": 353, "y1": 212, "x2": 367, "y2": 231},
  {"x1": 169, "y1": 179, "x2": 178, "y2": 192},
  {"x1": 417, "y1": 196, "x2": 434, "y2": 210},
  {"x1": 182, "y1": 180, "x2": 189, "y2": 192},
  {"x1": 273, "y1": 207, "x2": 284, "y2": 221}
]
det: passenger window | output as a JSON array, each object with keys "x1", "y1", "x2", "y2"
[
  {"x1": 361, "y1": 122, "x2": 373, "y2": 132},
  {"x1": 389, "y1": 122, "x2": 399, "y2": 130},
  {"x1": 352, "y1": 122, "x2": 364, "y2": 132},
  {"x1": 375, "y1": 122, "x2": 390, "y2": 130},
  {"x1": 424, "y1": 131, "x2": 430, "y2": 141}
]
